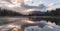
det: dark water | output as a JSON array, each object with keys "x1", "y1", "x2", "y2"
[{"x1": 29, "y1": 17, "x2": 60, "y2": 25}]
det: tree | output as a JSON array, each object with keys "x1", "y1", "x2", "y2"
[{"x1": 0, "y1": 8, "x2": 23, "y2": 16}]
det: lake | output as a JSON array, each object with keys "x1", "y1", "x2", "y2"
[{"x1": 0, "y1": 16, "x2": 60, "y2": 31}]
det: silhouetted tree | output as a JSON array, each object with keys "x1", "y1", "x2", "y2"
[
  {"x1": 0, "y1": 8, "x2": 23, "y2": 16},
  {"x1": 47, "y1": 8, "x2": 60, "y2": 16}
]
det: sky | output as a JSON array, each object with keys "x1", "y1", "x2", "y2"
[
  {"x1": 24, "y1": 0, "x2": 60, "y2": 10},
  {"x1": 25, "y1": 0, "x2": 60, "y2": 6},
  {"x1": 0, "y1": 0, "x2": 60, "y2": 15}
]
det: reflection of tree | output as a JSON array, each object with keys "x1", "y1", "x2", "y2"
[{"x1": 0, "y1": 19, "x2": 16, "y2": 25}]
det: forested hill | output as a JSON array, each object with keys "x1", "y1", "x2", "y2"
[
  {"x1": 29, "y1": 8, "x2": 60, "y2": 16},
  {"x1": 46, "y1": 8, "x2": 60, "y2": 16},
  {"x1": 0, "y1": 8, "x2": 60, "y2": 16},
  {"x1": 0, "y1": 8, "x2": 23, "y2": 16}
]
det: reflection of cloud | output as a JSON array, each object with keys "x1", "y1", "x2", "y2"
[
  {"x1": 24, "y1": 21, "x2": 60, "y2": 31},
  {"x1": 0, "y1": 17, "x2": 60, "y2": 31}
]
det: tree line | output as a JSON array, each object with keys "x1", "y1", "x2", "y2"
[
  {"x1": 46, "y1": 8, "x2": 60, "y2": 16},
  {"x1": 0, "y1": 8, "x2": 60, "y2": 16},
  {"x1": 29, "y1": 8, "x2": 60, "y2": 16},
  {"x1": 0, "y1": 8, "x2": 23, "y2": 16}
]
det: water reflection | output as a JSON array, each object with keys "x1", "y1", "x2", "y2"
[{"x1": 0, "y1": 17, "x2": 60, "y2": 31}]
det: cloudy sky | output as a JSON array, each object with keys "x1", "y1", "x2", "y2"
[
  {"x1": 24, "y1": 0, "x2": 60, "y2": 10},
  {"x1": 0, "y1": 0, "x2": 60, "y2": 15},
  {"x1": 25, "y1": 0, "x2": 60, "y2": 6}
]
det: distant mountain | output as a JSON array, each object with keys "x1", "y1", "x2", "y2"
[
  {"x1": 23, "y1": 4, "x2": 47, "y2": 15},
  {"x1": 29, "y1": 11, "x2": 46, "y2": 16}
]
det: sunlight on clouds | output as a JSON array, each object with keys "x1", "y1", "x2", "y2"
[
  {"x1": 47, "y1": 3, "x2": 60, "y2": 10},
  {"x1": 0, "y1": 0, "x2": 60, "y2": 15},
  {"x1": 24, "y1": 0, "x2": 32, "y2": 2},
  {"x1": 0, "y1": 0, "x2": 23, "y2": 8},
  {"x1": 6, "y1": 4, "x2": 14, "y2": 7},
  {"x1": 47, "y1": 3, "x2": 55, "y2": 10},
  {"x1": 24, "y1": 9, "x2": 35, "y2": 14},
  {"x1": 48, "y1": 3, "x2": 54, "y2": 7}
]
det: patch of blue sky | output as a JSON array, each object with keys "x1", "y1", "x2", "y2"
[{"x1": 24, "y1": 0, "x2": 60, "y2": 6}]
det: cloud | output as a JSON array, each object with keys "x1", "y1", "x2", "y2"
[
  {"x1": 24, "y1": 0, "x2": 43, "y2": 6},
  {"x1": 24, "y1": 0, "x2": 32, "y2": 3},
  {"x1": 0, "y1": 0, "x2": 60, "y2": 15},
  {"x1": 0, "y1": 0, "x2": 47, "y2": 15},
  {"x1": 0, "y1": 0, "x2": 22, "y2": 8},
  {"x1": 48, "y1": 3, "x2": 54, "y2": 7},
  {"x1": 47, "y1": 3, "x2": 60, "y2": 10}
]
